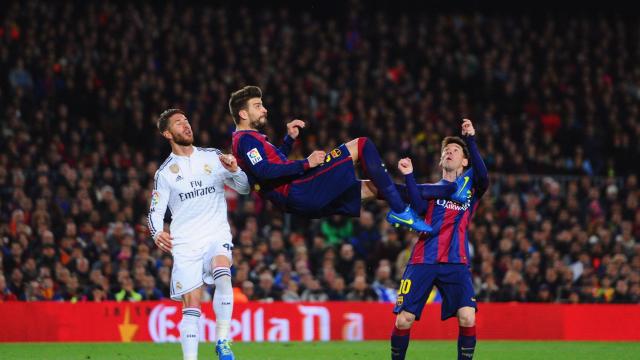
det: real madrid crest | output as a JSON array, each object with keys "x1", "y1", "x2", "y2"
[
  {"x1": 169, "y1": 164, "x2": 180, "y2": 174},
  {"x1": 204, "y1": 164, "x2": 212, "y2": 174}
]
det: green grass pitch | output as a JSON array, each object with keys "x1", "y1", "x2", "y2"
[{"x1": 1, "y1": 341, "x2": 638, "y2": 359}]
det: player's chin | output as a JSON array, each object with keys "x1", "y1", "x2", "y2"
[{"x1": 174, "y1": 137, "x2": 193, "y2": 146}]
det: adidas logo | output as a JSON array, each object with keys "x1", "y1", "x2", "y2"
[{"x1": 176, "y1": 175, "x2": 183, "y2": 182}]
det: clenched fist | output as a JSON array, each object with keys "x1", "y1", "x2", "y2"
[
  {"x1": 219, "y1": 154, "x2": 239, "y2": 172},
  {"x1": 287, "y1": 119, "x2": 306, "y2": 139},
  {"x1": 307, "y1": 150, "x2": 326, "y2": 168},
  {"x1": 461, "y1": 119, "x2": 475, "y2": 137},
  {"x1": 398, "y1": 158, "x2": 414, "y2": 175}
]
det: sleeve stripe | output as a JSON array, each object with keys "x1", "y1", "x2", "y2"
[
  {"x1": 147, "y1": 212, "x2": 157, "y2": 236},
  {"x1": 157, "y1": 156, "x2": 172, "y2": 172},
  {"x1": 197, "y1": 147, "x2": 222, "y2": 155}
]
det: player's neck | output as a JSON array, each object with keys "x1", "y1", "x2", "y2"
[
  {"x1": 171, "y1": 143, "x2": 194, "y2": 157},
  {"x1": 442, "y1": 168, "x2": 463, "y2": 182},
  {"x1": 236, "y1": 124, "x2": 256, "y2": 131}
]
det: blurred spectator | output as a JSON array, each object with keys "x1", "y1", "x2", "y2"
[
  {"x1": 139, "y1": 275, "x2": 163, "y2": 300},
  {"x1": 321, "y1": 216, "x2": 353, "y2": 247},
  {"x1": 255, "y1": 271, "x2": 282, "y2": 302},
  {"x1": 114, "y1": 277, "x2": 142, "y2": 302},
  {"x1": 346, "y1": 275, "x2": 378, "y2": 301},
  {"x1": 0, "y1": 0, "x2": 638, "y2": 305},
  {"x1": 301, "y1": 279, "x2": 329, "y2": 302},
  {"x1": 1, "y1": 274, "x2": 17, "y2": 301},
  {"x1": 371, "y1": 262, "x2": 398, "y2": 303}
]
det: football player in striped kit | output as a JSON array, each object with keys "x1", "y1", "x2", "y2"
[{"x1": 391, "y1": 119, "x2": 488, "y2": 360}]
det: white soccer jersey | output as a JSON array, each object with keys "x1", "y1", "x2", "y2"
[{"x1": 147, "y1": 146, "x2": 249, "y2": 251}]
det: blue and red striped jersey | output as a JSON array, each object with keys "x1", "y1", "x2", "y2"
[
  {"x1": 409, "y1": 188, "x2": 482, "y2": 265},
  {"x1": 407, "y1": 136, "x2": 489, "y2": 265},
  {"x1": 232, "y1": 130, "x2": 310, "y2": 209}
]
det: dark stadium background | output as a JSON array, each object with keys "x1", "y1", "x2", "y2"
[{"x1": 1, "y1": 0, "x2": 638, "y2": 346}]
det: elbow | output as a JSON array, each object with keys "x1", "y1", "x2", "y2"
[{"x1": 476, "y1": 177, "x2": 489, "y2": 191}]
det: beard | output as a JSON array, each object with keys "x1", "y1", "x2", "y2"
[
  {"x1": 250, "y1": 115, "x2": 267, "y2": 130},
  {"x1": 173, "y1": 132, "x2": 193, "y2": 146}
]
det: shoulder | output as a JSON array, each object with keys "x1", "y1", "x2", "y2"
[
  {"x1": 195, "y1": 147, "x2": 224, "y2": 164},
  {"x1": 195, "y1": 146, "x2": 223, "y2": 155},
  {"x1": 235, "y1": 132, "x2": 263, "y2": 145},
  {"x1": 155, "y1": 155, "x2": 174, "y2": 177}
]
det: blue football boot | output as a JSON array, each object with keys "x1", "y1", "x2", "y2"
[
  {"x1": 216, "y1": 339, "x2": 235, "y2": 360},
  {"x1": 451, "y1": 168, "x2": 474, "y2": 204},
  {"x1": 386, "y1": 206, "x2": 432, "y2": 233}
]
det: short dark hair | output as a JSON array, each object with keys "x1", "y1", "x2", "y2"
[
  {"x1": 228, "y1": 86, "x2": 262, "y2": 124},
  {"x1": 441, "y1": 136, "x2": 470, "y2": 160},
  {"x1": 157, "y1": 108, "x2": 185, "y2": 133}
]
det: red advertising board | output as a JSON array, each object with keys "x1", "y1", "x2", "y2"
[{"x1": 0, "y1": 302, "x2": 638, "y2": 342}]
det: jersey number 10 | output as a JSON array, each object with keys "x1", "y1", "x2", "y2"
[{"x1": 398, "y1": 279, "x2": 412, "y2": 295}]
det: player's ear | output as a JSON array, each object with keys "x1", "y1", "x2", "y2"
[
  {"x1": 162, "y1": 130, "x2": 172, "y2": 141},
  {"x1": 239, "y1": 108, "x2": 249, "y2": 121},
  {"x1": 462, "y1": 157, "x2": 469, "y2": 168}
]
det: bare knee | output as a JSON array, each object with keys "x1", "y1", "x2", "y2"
[
  {"x1": 182, "y1": 287, "x2": 202, "y2": 309},
  {"x1": 360, "y1": 180, "x2": 378, "y2": 200},
  {"x1": 346, "y1": 139, "x2": 360, "y2": 162},
  {"x1": 457, "y1": 307, "x2": 475, "y2": 327},
  {"x1": 212, "y1": 255, "x2": 232, "y2": 269},
  {"x1": 395, "y1": 311, "x2": 416, "y2": 330}
]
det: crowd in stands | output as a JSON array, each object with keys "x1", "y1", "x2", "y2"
[{"x1": 1, "y1": 1, "x2": 638, "y2": 304}]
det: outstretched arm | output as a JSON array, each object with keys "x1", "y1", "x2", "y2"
[
  {"x1": 278, "y1": 119, "x2": 305, "y2": 156},
  {"x1": 237, "y1": 135, "x2": 309, "y2": 180},
  {"x1": 237, "y1": 135, "x2": 325, "y2": 181},
  {"x1": 219, "y1": 154, "x2": 251, "y2": 194},
  {"x1": 398, "y1": 158, "x2": 427, "y2": 215},
  {"x1": 277, "y1": 135, "x2": 296, "y2": 157},
  {"x1": 461, "y1": 119, "x2": 489, "y2": 195}
]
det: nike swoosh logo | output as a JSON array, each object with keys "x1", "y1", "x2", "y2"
[
  {"x1": 457, "y1": 176, "x2": 470, "y2": 195},
  {"x1": 389, "y1": 214, "x2": 414, "y2": 225}
]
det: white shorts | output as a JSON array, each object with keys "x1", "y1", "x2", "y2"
[{"x1": 170, "y1": 237, "x2": 233, "y2": 301}]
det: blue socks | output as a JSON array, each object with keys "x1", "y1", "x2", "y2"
[
  {"x1": 390, "y1": 325, "x2": 410, "y2": 360},
  {"x1": 357, "y1": 137, "x2": 405, "y2": 213},
  {"x1": 458, "y1": 325, "x2": 476, "y2": 359}
]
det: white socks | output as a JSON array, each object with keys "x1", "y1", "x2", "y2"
[
  {"x1": 179, "y1": 307, "x2": 201, "y2": 360},
  {"x1": 212, "y1": 267, "x2": 233, "y2": 341}
]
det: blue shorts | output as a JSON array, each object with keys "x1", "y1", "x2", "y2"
[
  {"x1": 286, "y1": 144, "x2": 361, "y2": 218},
  {"x1": 393, "y1": 263, "x2": 477, "y2": 321}
]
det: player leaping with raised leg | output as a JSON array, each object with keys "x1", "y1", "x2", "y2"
[
  {"x1": 391, "y1": 119, "x2": 488, "y2": 360},
  {"x1": 229, "y1": 85, "x2": 436, "y2": 232},
  {"x1": 148, "y1": 109, "x2": 250, "y2": 360}
]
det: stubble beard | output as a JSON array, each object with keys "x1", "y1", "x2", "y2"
[
  {"x1": 251, "y1": 116, "x2": 267, "y2": 130},
  {"x1": 173, "y1": 133, "x2": 193, "y2": 146}
]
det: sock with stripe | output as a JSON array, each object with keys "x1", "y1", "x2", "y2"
[
  {"x1": 179, "y1": 307, "x2": 201, "y2": 360},
  {"x1": 212, "y1": 266, "x2": 233, "y2": 341},
  {"x1": 458, "y1": 325, "x2": 476, "y2": 359},
  {"x1": 357, "y1": 137, "x2": 405, "y2": 213},
  {"x1": 390, "y1": 325, "x2": 411, "y2": 360}
]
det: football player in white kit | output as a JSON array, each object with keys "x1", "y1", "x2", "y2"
[{"x1": 148, "y1": 109, "x2": 249, "y2": 360}]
